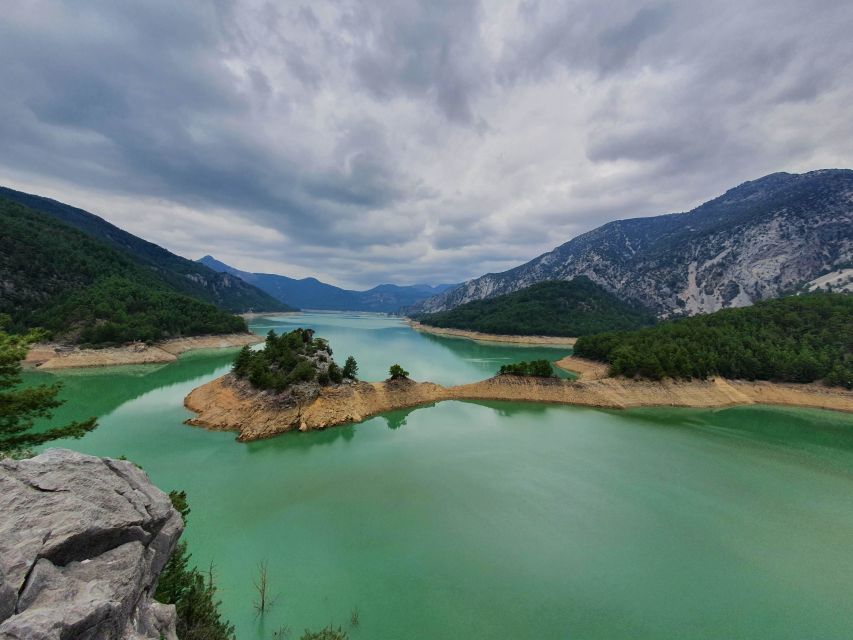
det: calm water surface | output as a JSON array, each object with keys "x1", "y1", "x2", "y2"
[{"x1": 28, "y1": 313, "x2": 853, "y2": 639}]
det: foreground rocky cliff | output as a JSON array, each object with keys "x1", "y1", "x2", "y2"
[
  {"x1": 0, "y1": 449, "x2": 183, "y2": 640},
  {"x1": 413, "y1": 170, "x2": 853, "y2": 317}
]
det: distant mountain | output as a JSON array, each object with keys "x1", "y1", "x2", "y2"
[
  {"x1": 0, "y1": 197, "x2": 247, "y2": 345},
  {"x1": 412, "y1": 170, "x2": 853, "y2": 317},
  {"x1": 0, "y1": 187, "x2": 290, "y2": 313},
  {"x1": 198, "y1": 255, "x2": 456, "y2": 313},
  {"x1": 416, "y1": 278, "x2": 656, "y2": 337}
]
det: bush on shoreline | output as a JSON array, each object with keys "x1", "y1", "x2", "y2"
[{"x1": 498, "y1": 360, "x2": 555, "y2": 377}]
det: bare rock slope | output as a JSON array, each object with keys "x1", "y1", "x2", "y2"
[
  {"x1": 0, "y1": 449, "x2": 183, "y2": 640},
  {"x1": 413, "y1": 170, "x2": 853, "y2": 317}
]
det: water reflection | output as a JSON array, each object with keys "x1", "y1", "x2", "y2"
[{"x1": 26, "y1": 349, "x2": 238, "y2": 428}]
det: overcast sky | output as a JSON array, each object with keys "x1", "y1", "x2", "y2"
[{"x1": 2, "y1": 1, "x2": 852, "y2": 288}]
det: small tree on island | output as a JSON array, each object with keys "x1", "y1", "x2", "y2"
[
  {"x1": 498, "y1": 359, "x2": 555, "y2": 378},
  {"x1": 0, "y1": 315, "x2": 97, "y2": 458},
  {"x1": 388, "y1": 364, "x2": 409, "y2": 380},
  {"x1": 342, "y1": 356, "x2": 358, "y2": 380}
]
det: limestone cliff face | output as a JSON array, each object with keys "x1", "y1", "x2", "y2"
[
  {"x1": 413, "y1": 170, "x2": 853, "y2": 317},
  {"x1": 0, "y1": 449, "x2": 183, "y2": 640}
]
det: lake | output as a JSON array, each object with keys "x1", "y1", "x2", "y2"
[{"x1": 29, "y1": 312, "x2": 853, "y2": 639}]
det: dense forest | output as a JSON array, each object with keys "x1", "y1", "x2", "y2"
[
  {"x1": 0, "y1": 197, "x2": 247, "y2": 345},
  {"x1": 0, "y1": 187, "x2": 291, "y2": 313},
  {"x1": 573, "y1": 293, "x2": 852, "y2": 387},
  {"x1": 233, "y1": 328, "x2": 358, "y2": 392},
  {"x1": 415, "y1": 278, "x2": 655, "y2": 337}
]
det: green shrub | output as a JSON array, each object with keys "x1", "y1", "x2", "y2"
[
  {"x1": 498, "y1": 360, "x2": 555, "y2": 377},
  {"x1": 388, "y1": 364, "x2": 410, "y2": 380},
  {"x1": 328, "y1": 362, "x2": 343, "y2": 384},
  {"x1": 342, "y1": 356, "x2": 358, "y2": 380},
  {"x1": 156, "y1": 491, "x2": 235, "y2": 640}
]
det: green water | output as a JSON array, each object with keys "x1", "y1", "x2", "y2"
[{"x1": 28, "y1": 313, "x2": 853, "y2": 639}]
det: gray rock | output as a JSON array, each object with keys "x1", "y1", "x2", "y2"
[
  {"x1": 0, "y1": 449, "x2": 183, "y2": 640},
  {"x1": 412, "y1": 169, "x2": 853, "y2": 317}
]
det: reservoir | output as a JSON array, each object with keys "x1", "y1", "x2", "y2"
[{"x1": 28, "y1": 312, "x2": 853, "y2": 639}]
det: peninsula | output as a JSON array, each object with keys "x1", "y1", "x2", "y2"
[
  {"x1": 185, "y1": 361, "x2": 852, "y2": 442},
  {"x1": 407, "y1": 320, "x2": 577, "y2": 346},
  {"x1": 26, "y1": 333, "x2": 262, "y2": 370}
]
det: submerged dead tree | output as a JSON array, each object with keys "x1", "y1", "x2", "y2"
[{"x1": 253, "y1": 559, "x2": 278, "y2": 616}]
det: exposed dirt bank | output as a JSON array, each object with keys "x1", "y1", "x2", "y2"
[
  {"x1": 554, "y1": 356, "x2": 609, "y2": 380},
  {"x1": 185, "y1": 372, "x2": 853, "y2": 442},
  {"x1": 407, "y1": 320, "x2": 577, "y2": 346},
  {"x1": 26, "y1": 333, "x2": 263, "y2": 370}
]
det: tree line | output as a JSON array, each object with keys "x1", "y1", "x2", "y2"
[
  {"x1": 0, "y1": 197, "x2": 247, "y2": 346},
  {"x1": 573, "y1": 292, "x2": 852, "y2": 387},
  {"x1": 416, "y1": 278, "x2": 655, "y2": 337}
]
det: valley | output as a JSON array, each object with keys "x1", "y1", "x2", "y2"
[{"x1": 14, "y1": 311, "x2": 853, "y2": 640}]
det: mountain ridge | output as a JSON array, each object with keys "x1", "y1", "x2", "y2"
[
  {"x1": 411, "y1": 169, "x2": 853, "y2": 317},
  {"x1": 0, "y1": 196, "x2": 248, "y2": 344},
  {"x1": 0, "y1": 186, "x2": 290, "y2": 313},
  {"x1": 198, "y1": 255, "x2": 456, "y2": 313}
]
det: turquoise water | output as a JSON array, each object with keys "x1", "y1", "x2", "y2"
[{"x1": 29, "y1": 313, "x2": 853, "y2": 639}]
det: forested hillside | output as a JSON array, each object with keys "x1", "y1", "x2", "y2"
[
  {"x1": 0, "y1": 198, "x2": 246, "y2": 345},
  {"x1": 416, "y1": 278, "x2": 655, "y2": 336},
  {"x1": 0, "y1": 187, "x2": 291, "y2": 313},
  {"x1": 573, "y1": 293, "x2": 852, "y2": 387}
]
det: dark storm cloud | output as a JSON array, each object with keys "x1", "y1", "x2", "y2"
[{"x1": 1, "y1": 0, "x2": 851, "y2": 287}]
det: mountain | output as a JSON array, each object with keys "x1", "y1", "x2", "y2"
[
  {"x1": 412, "y1": 170, "x2": 853, "y2": 317},
  {"x1": 0, "y1": 187, "x2": 291, "y2": 313},
  {"x1": 198, "y1": 255, "x2": 456, "y2": 313},
  {"x1": 0, "y1": 197, "x2": 247, "y2": 344},
  {"x1": 416, "y1": 278, "x2": 656, "y2": 336}
]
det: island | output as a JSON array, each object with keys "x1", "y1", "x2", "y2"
[{"x1": 184, "y1": 304, "x2": 853, "y2": 442}]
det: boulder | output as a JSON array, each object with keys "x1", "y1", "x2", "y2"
[{"x1": 0, "y1": 449, "x2": 183, "y2": 640}]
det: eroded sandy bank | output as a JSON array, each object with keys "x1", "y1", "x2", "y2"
[
  {"x1": 407, "y1": 320, "x2": 577, "y2": 346},
  {"x1": 185, "y1": 371, "x2": 853, "y2": 442},
  {"x1": 26, "y1": 333, "x2": 263, "y2": 370},
  {"x1": 553, "y1": 356, "x2": 609, "y2": 380}
]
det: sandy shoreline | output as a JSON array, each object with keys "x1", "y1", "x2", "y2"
[
  {"x1": 554, "y1": 355, "x2": 609, "y2": 379},
  {"x1": 407, "y1": 320, "x2": 577, "y2": 346},
  {"x1": 184, "y1": 362, "x2": 853, "y2": 442},
  {"x1": 25, "y1": 333, "x2": 263, "y2": 370}
]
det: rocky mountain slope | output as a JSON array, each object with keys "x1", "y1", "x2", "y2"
[
  {"x1": 0, "y1": 187, "x2": 289, "y2": 313},
  {"x1": 0, "y1": 449, "x2": 183, "y2": 640},
  {"x1": 200, "y1": 255, "x2": 455, "y2": 313},
  {"x1": 412, "y1": 170, "x2": 853, "y2": 317}
]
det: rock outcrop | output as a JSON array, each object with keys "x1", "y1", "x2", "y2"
[{"x1": 0, "y1": 449, "x2": 183, "y2": 640}]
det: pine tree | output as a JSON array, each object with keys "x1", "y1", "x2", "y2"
[
  {"x1": 0, "y1": 316, "x2": 97, "y2": 457},
  {"x1": 342, "y1": 356, "x2": 359, "y2": 380}
]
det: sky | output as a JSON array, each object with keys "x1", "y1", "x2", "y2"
[{"x1": 2, "y1": 1, "x2": 852, "y2": 289}]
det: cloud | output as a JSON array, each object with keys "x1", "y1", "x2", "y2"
[{"x1": 0, "y1": 0, "x2": 851, "y2": 288}]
